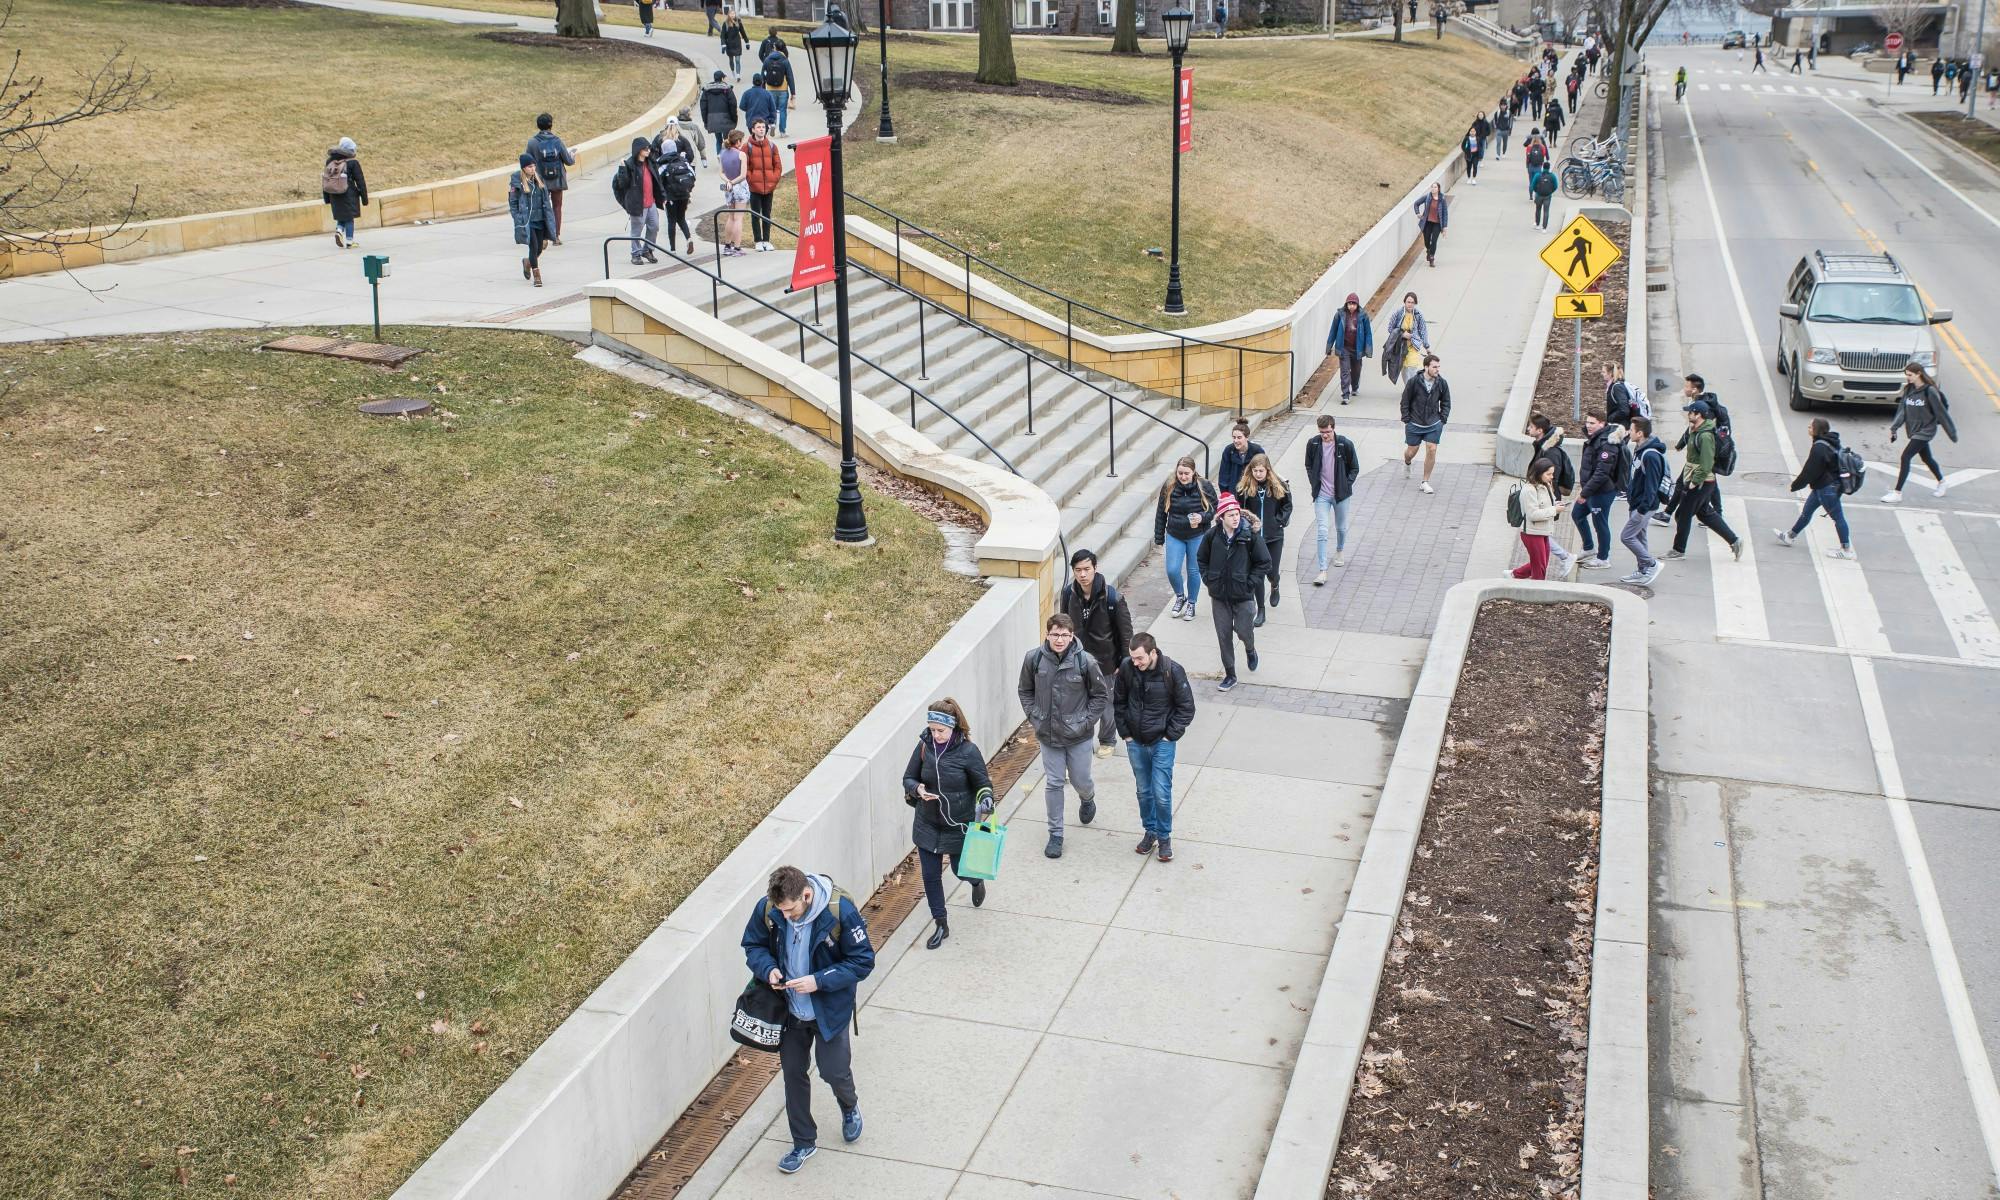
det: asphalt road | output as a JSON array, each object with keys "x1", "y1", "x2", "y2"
[{"x1": 1647, "y1": 49, "x2": 2000, "y2": 1200}]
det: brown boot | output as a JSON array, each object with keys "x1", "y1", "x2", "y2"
[{"x1": 531, "y1": 267, "x2": 543, "y2": 287}]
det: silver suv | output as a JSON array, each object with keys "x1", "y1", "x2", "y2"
[{"x1": 1777, "y1": 252, "x2": 1951, "y2": 410}]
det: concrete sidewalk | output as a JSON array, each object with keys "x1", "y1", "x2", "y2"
[
  {"x1": 0, "y1": 0, "x2": 855, "y2": 344},
  {"x1": 680, "y1": 143, "x2": 1559, "y2": 1200}
]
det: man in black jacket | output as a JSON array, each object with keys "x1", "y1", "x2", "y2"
[
  {"x1": 1303, "y1": 413, "x2": 1361, "y2": 585},
  {"x1": 1400, "y1": 353, "x2": 1451, "y2": 494},
  {"x1": 1114, "y1": 632, "x2": 1195, "y2": 862},
  {"x1": 1572, "y1": 409, "x2": 1619, "y2": 570},
  {"x1": 1197, "y1": 493, "x2": 1271, "y2": 693},
  {"x1": 1059, "y1": 549, "x2": 1134, "y2": 759},
  {"x1": 1216, "y1": 420, "x2": 1265, "y2": 495},
  {"x1": 1601, "y1": 361, "x2": 1633, "y2": 427}
]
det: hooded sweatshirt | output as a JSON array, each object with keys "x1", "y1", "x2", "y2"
[
  {"x1": 613, "y1": 138, "x2": 657, "y2": 216},
  {"x1": 782, "y1": 873, "x2": 833, "y2": 1020},
  {"x1": 1326, "y1": 293, "x2": 1372, "y2": 357},
  {"x1": 1626, "y1": 434, "x2": 1668, "y2": 512}
]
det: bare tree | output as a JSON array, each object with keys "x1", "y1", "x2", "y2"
[
  {"x1": 1870, "y1": 0, "x2": 1934, "y2": 45},
  {"x1": 556, "y1": 0, "x2": 601, "y2": 37},
  {"x1": 1595, "y1": 0, "x2": 1670, "y2": 137},
  {"x1": 0, "y1": 2, "x2": 166, "y2": 256},
  {"x1": 977, "y1": 0, "x2": 1018, "y2": 83},
  {"x1": 1112, "y1": 0, "x2": 1141, "y2": 51}
]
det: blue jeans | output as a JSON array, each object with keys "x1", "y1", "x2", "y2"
[
  {"x1": 335, "y1": 217, "x2": 355, "y2": 240},
  {"x1": 1127, "y1": 739, "x2": 1177, "y2": 837},
  {"x1": 1572, "y1": 491, "x2": 1615, "y2": 559},
  {"x1": 1789, "y1": 483, "x2": 1851, "y2": 547},
  {"x1": 1313, "y1": 495, "x2": 1351, "y2": 571},
  {"x1": 1163, "y1": 533, "x2": 1204, "y2": 604},
  {"x1": 773, "y1": 97, "x2": 790, "y2": 133}
]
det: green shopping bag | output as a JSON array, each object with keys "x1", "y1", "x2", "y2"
[{"x1": 956, "y1": 821, "x2": 1007, "y2": 881}]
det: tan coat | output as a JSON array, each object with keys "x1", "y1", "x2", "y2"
[{"x1": 1520, "y1": 479, "x2": 1562, "y2": 536}]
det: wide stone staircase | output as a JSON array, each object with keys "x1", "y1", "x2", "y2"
[{"x1": 685, "y1": 257, "x2": 1262, "y2": 588}]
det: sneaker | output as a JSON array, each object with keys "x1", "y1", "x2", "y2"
[
  {"x1": 1580, "y1": 557, "x2": 1612, "y2": 569},
  {"x1": 1731, "y1": 539, "x2": 1746, "y2": 561},
  {"x1": 1881, "y1": 490, "x2": 1902, "y2": 503},
  {"x1": 1247, "y1": 649, "x2": 1260, "y2": 672},
  {"x1": 1650, "y1": 511, "x2": 1671, "y2": 526},
  {"x1": 1334, "y1": 553, "x2": 1345, "y2": 567},
  {"x1": 1183, "y1": 602, "x2": 1198, "y2": 622},
  {"x1": 1156, "y1": 837, "x2": 1174, "y2": 863},
  {"x1": 1080, "y1": 798, "x2": 1097, "y2": 825},
  {"x1": 1094, "y1": 742, "x2": 1114, "y2": 758},
  {"x1": 1404, "y1": 460, "x2": 1413, "y2": 479},
  {"x1": 1662, "y1": 548, "x2": 1686, "y2": 559},
  {"x1": 1314, "y1": 570, "x2": 1328, "y2": 586},
  {"x1": 1420, "y1": 481, "x2": 1435, "y2": 494},
  {"x1": 842, "y1": 1109, "x2": 863, "y2": 1143},
  {"x1": 1170, "y1": 596, "x2": 1187, "y2": 618},
  {"x1": 1775, "y1": 528, "x2": 1795, "y2": 547},
  {"x1": 1136, "y1": 832, "x2": 1157, "y2": 855},
  {"x1": 1619, "y1": 570, "x2": 1646, "y2": 584},
  {"x1": 333, "y1": 230, "x2": 346, "y2": 248},
  {"x1": 1638, "y1": 564, "x2": 1664, "y2": 585},
  {"x1": 1218, "y1": 675, "x2": 1237, "y2": 692},
  {"x1": 642, "y1": 252, "x2": 659, "y2": 264},
  {"x1": 1933, "y1": 481, "x2": 1949, "y2": 498},
  {"x1": 779, "y1": 1146, "x2": 817, "y2": 1174},
  {"x1": 1044, "y1": 834, "x2": 1064, "y2": 859},
  {"x1": 1827, "y1": 546, "x2": 1856, "y2": 560},
  {"x1": 1563, "y1": 555, "x2": 1580, "y2": 580}
]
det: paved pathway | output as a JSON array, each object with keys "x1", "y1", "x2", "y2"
[
  {"x1": 0, "y1": 0, "x2": 858, "y2": 343},
  {"x1": 682, "y1": 148, "x2": 1555, "y2": 1200}
]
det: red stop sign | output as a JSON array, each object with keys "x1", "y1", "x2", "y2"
[{"x1": 1886, "y1": 31, "x2": 1905, "y2": 52}]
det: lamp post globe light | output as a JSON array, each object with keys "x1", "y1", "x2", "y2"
[
  {"x1": 877, "y1": 0, "x2": 897, "y2": 142},
  {"x1": 804, "y1": 8, "x2": 873, "y2": 545},
  {"x1": 1161, "y1": 6, "x2": 1194, "y2": 316}
]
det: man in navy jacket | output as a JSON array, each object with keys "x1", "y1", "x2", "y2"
[
  {"x1": 741, "y1": 865, "x2": 875, "y2": 1174},
  {"x1": 1619, "y1": 415, "x2": 1669, "y2": 587}
]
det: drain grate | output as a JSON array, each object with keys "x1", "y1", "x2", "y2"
[
  {"x1": 261, "y1": 335, "x2": 423, "y2": 367},
  {"x1": 610, "y1": 722, "x2": 1041, "y2": 1200}
]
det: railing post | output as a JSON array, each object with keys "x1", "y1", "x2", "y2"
[
  {"x1": 1024, "y1": 355, "x2": 1034, "y2": 435},
  {"x1": 965, "y1": 255, "x2": 974, "y2": 321},
  {"x1": 895, "y1": 218, "x2": 904, "y2": 287},
  {"x1": 1179, "y1": 338, "x2": 1188, "y2": 412},
  {"x1": 909, "y1": 384, "x2": 917, "y2": 429},
  {"x1": 711, "y1": 277, "x2": 719, "y2": 318},
  {"x1": 798, "y1": 322, "x2": 806, "y2": 360},
  {"x1": 1066, "y1": 300, "x2": 1074, "y2": 370},
  {"x1": 918, "y1": 296, "x2": 929, "y2": 379},
  {"x1": 1237, "y1": 346, "x2": 1245, "y2": 421},
  {"x1": 813, "y1": 285, "x2": 822, "y2": 327},
  {"x1": 1106, "y1": 392, "x2": 1117, "y2": 478}
]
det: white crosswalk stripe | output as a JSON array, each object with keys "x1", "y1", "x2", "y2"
[
  {"x1": 1709, "y1": 496, "x2": 1769, "y2": 640},
  {"x1": 1897, "y1": 510, "x2": 2000, "y2": 660},
  {"x1": 1719, "y1": 83, "x2": 1732, "y2": 91}
]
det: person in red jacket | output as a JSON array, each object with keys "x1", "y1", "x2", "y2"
[{"x1": 743, "y1": 119, "x2": 784, "y2": 252}]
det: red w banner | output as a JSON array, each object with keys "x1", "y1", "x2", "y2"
[
  {"x1": 1177, "y1": 68, "x2": 1193, "y2": 154},
  {"x1": 790, "y1": 136, "x2": 836, "y2": 290}
]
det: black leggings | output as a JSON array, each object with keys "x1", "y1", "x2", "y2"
[
  {"x1": 1422, "y1": 221, "x2": 1442, "y2": 260},
  {"x1": 1896, "y1": 438, "x2": 1943, "y2": 488},
  {"x1": 749, "y1": 190, "x2": 775, "y2": 243},
  {"x1": 1259, "y1": 537, "x2": 1284, "y2": 611},
  {"x1": 664, "y1": 198, "x2": 692, "y2": 250},
  {"x1": 1464, "y1": 150, "x2": 1482, "y2": 179},
  {"x1": 918, "y1": 846, "x2": 968, "y2": 923},
  {"x1": 525, "y1": 227, "x2": 548, "y2": 269}
]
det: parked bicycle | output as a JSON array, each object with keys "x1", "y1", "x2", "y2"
[
  {"x1": 1567, "y1": 128, "x2": 1623, "y2": 162},
  {"x1": 1558, "y1": 154, "x2": 1625, "y2": 201}
]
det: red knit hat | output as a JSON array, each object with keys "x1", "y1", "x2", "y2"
[{"x1": 1215, "y1": 492, "x2": 1240, "y2": 518}]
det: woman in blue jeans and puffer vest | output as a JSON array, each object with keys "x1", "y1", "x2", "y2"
[
  {"x1": 901, "y1": 697, "x2": 993, "y2": 950},
  {"x1": 1153, "y1": 455, "x2": 1218, "y2": 623}
]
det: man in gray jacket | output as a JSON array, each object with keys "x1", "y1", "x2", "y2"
[{"x1": 1018, "y1": 613, "x2": 1108, "y2": 860}]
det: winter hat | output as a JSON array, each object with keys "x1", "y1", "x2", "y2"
[
  {"x1": 1344, "y1": 292, "x2": 1361, "y2": 307},
  {"x1": 1215, "y1": 492, "x2": 1241, "y2": 519},
  {"x1": 518, "y1": 152, "x2": 535, "y2": 168},
  {"x1": 713, "y1": 69, "x2": 727, "y2": 82},
  {"x1": 337, "y1": 137, "x2": 357, "y2": 154}
]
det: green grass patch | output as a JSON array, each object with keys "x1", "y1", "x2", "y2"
[
  {"x1": 778, "y1": 31, "x2": 1520, "y2": 329},
  {"x1": 0, "y1": 327, "x2": 980, "y2": 1200},
  {"x1": 14, "y1": 0, "x2": 682, "y2": 229}
]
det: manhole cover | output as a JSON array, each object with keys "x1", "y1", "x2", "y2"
[{"x1": 359, "y1": 397, "x2": 433, "y2": 417}]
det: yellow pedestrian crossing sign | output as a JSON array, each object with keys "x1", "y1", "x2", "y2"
[
  {"x1": 1554, "y1": 291, "x2": 1604, "y2": 319},
  {"x1": 1539, "y1": 214, "x2": 1621, "y2": 294}
]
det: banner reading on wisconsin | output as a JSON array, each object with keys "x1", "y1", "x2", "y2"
[{"x1": 790, "y1": 136, "x2": 836, "y2": 291}]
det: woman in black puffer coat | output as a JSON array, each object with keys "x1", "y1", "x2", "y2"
[
  {"x1": 1152, "y1": 455, "x2": 1220, "y2": 623},
  {"x1": 902, "y1": 697, "x2": 995, "y2": 950}
]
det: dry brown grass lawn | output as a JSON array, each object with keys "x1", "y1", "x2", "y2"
[
  {"x1": 16, "y1": 0, "x2": 683, "y2": 230},
  {"x1": 0, "y1": 327, "x2": 980, "y2": 1199},
  {"x1": 781, "y1": 31, "x2": 1524, "y2": 328}
]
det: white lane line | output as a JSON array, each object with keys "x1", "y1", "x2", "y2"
[
  {"x1": 1719, "y1": 82, "x2": 1733, "y2": 91},
  {"x1": 1897, "y1": 509, "x2": 2000, "y2": 660},
  {"x1": 1699, "y1": 82, "x2": 1711, "y2": 91},
  {"x1": 1688, "y1": 96, "x2": 2000, "y2": 1191},
  {"x1": 1764, "y1": 84, "x2": 1778, "y2": 93},
  {"x1": 1804, "y1": 506, "x2": 1890, "y2": 654},
  {"x1": 1864, "y1": 463, "x2": 1995, "y2": 491},
  {"x1": 1824, "y1": 98, "x2": 2000, "y2": 234},
  {"x1": 1854, "y1": 653, "x2": 2000, "y2": 1190},
  {"x1": 1784, "y1": 85, "x2": 1799, "y2": 93},
  {"x1": 1710, "y1": 496, "x2": 1769, "y2": 640}
]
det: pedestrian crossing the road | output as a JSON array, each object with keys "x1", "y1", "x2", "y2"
[
  {"x1": 1640, "y1": 495, "x2": 2000, "y2": 667},
  {"x1": 1656, "y1": 77, "x2": 1867, "y2": 99}
]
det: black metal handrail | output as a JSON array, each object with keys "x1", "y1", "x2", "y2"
[
  {"x1": 841, "y1": 192, "x2": 1296, "y2": 420},
  {"x1": 692, "y1": 210, "x2": 1213, "y2": 481}
]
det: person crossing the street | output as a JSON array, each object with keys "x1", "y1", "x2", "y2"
[
  {"x1": 1774, "y1": 417, "x2": 1856, "y2": 559},
  {"x1": 1620, "y1": 415, "x2": 1669, "y2": 584},
  {"x1": 1884, "y1": 362, "x2": 1958, "y2": 502},
  {"x1": 1663, "y1": 392, "x2": 1744, "y2": 561},
  {"x1": 1572, "y1": 408, "x2": 1621, "y2": 571}
]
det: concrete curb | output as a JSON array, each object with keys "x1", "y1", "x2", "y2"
[
  {"x1": 1252, "y1": 579, "x2": 1650, "y2": 1200},
  {"x1": 4, "y1": 70, "x2": 696, "y2": 279}
]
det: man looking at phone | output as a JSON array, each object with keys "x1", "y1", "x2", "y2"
[{"x1": 740, "y1": 865, "x2": 875, "y2": 1175}]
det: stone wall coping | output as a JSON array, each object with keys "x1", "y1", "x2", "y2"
[
  {"x1": 583, "y1": 279, "x2": 1062, "y2": 567},
  {"x1": 1253, "y1": 579, "x2": 1650, "y2": 1200},
  {"x1": 5, "y1": 70, "x2": 695, "y2": 278}
]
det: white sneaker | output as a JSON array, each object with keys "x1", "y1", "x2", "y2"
[
  {"x1": 1827, "y1": 546, "x2": 1856, "y2": 560},
  {"x1": 1170, "y1": 596, "x2": 1186, "y2": 617},
  {"x1": 1881, "y1": 490, "x2": 1902, "y2": 503},
  {"x1": 1774, "y1": 528, "x2": 1794, "y2": 547},
  {"x1": 1580, "y1": 557, "x2": 1612, "y2": 569},
  {"x1": 1313, "y1": 570, "x2": 1328, "y2": 586},
  {"x1": 1420, "y1": 480, "x2": 1434, "y2": 494},
  {"x1": 333, "y1": 230, "x2": 345, "y2": 248},
  {"x1": 1933, "y1": 480, "x2": 1949, "y2": 498},
  {"x1": 1563, "y1": 555, "x2": 1580, "y2": 580},
  {"x1": 1618, "y1": 570, "x2": 1646, "y2": 584},
  {"x1": 1334, "y1": 553, "x2": 1345, "y2": 567},
  {"x1": 1404, "y1": 460, "x2": 1413, "y2": 479}
]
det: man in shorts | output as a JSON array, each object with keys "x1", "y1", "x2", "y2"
[{"x1": 1399, "y1": 353, "x2": 1451, "y2": 495}]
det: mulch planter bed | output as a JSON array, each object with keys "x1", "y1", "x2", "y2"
[
  {"x1": 1327, "y1": 599, "x2": 1609, "y2": 1199},
  {"x1": 1532, "y1": 222, "x2": 1629, "y2": 419}
]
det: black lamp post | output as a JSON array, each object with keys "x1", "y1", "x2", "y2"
[
  {"x1": 1161, "y1": 6, "x2": 1193, "y2": 316},
  {"x1": 805, "y1": 7, "x2": 872, "y2": 546},
  {"x1": 876, "y1": 0, "x2": 897, "y2": 142}
]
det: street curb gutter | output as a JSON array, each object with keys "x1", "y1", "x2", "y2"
[{"x1": 1251, "y1": 579, "x2": 1650, "y2": 1200}]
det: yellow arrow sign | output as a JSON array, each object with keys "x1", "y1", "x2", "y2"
[
  {"x1": 1554, "y1": 291, "x2": 1605, "y2": 319},
  {"x1": 1539, "y1": 213, "x2": 1622, "y2": 294}
]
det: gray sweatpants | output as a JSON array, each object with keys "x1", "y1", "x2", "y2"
[
  {"x1": 627, "y1": 206, "x2": 660, "y2": 259},
  {"x1": 1041, "y1": 739, "x2": 1095, "y2": 837},
  {"x1": 1211, "y1": 597, "x2": 1257, "y2": 679},
  {"x1": 1620, "y1": 508, "x2": 1657, "y2": 572}
]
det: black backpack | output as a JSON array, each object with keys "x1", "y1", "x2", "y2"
[
  {"x1": 661, "y1": 155, "x2": 696, "y2": 203},
  {"x1": 534, "y1": 138, "x2": 564, "y2": 184},
  {"x1": 729, "y1": 978, "x2": 787, "y2": 1051},
  {"x1": 1533, "y1": 170, "x2": 1557, "y2": 197},
  {"x1": 1836, "y1": 445, "x2": 1867, "y2": 495},
  {"x1": 1610, "y1": 440, "x2": 1633, "y2": 492},
  {"x1": 1706, "y1": 397, "x2": 1739, "y2": 476}
]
